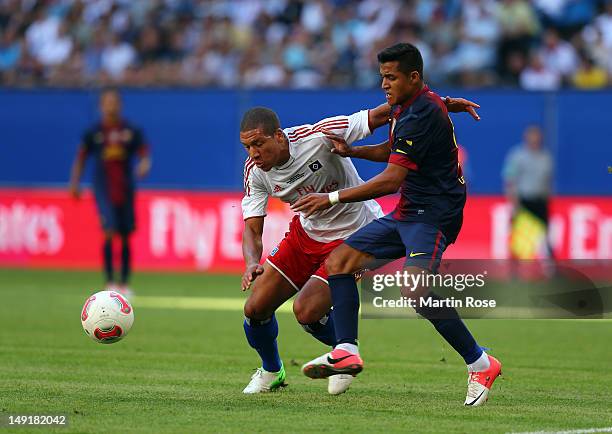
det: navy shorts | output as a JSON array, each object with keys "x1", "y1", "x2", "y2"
[
  {"x1": 344, "y1": 214, "x2": 447, "y2": 272},
  {"x1": 97, "y1": 199, "x2": 135, "y2": 235}
]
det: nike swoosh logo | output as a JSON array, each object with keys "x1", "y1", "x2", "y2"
[
  {"x1": 409, "y1": 251, "x2": 427, "y2": 257},
  {"x1": 395, "y1": 149, "x2": 408, "y2": 155},
  {"x1": 327, "y1": 354, "x2": 352, "y2": 364},
  {"x1": 466, "y1": 389, "x2": 486, "y2": 406}
]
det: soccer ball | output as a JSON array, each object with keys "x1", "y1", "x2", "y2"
[{"x1": 81, "y1": 291, "x2": 134, "y2": 344}]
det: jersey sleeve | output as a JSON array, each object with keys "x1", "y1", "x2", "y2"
[
  {"x1": 388, "y1": 111, "x2": 432, "y2": 171},
  {"x1": 341, "y1": 110, "x2": 371, "y2": 144},
  {"x1": 287, "y1": 110, "x2": 371, "y2": 146},
  {"x1": 241, "y1": 159, "x2": 269, "y2": 220}
]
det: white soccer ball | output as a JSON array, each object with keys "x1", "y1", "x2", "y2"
[{"x1": 81, "y1": 290, "x2": 134, "y2": 344}]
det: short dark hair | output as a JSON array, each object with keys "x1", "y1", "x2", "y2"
[
  {"x1": 377, "y1": 43, "x2": 423, "y2": 79},
  {"x1": 240, "y1": 107, "x2": 280, "y2": 136}
]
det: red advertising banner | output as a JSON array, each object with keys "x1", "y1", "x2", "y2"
[{"x1": 0, "y1": 188, "x2": 610, "y2": 272}]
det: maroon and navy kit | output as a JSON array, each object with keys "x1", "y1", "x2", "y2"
[
  {"x1": 344, "y1": 86, "x2": 466, "y2": 271},
  {"x1": 77, "y1": 120, "x2": 148, "y2": 234}
]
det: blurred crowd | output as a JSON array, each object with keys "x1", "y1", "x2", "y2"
[{"x1": 1, "y1": 0, "x2": 612, "y2": 89}]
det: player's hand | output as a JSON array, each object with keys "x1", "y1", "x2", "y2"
[
  {"x1": 136, "y1": 164, "x2": 149, "y2": 179},
  {"x1": 445, "y1": 97, "x2": 481, "y2": 121},
  {"x1": 322, "y1": 129, "x2": 353, "y2": 157},
  {"x1": 290, "y1": 193, "x2": 333, "y2": 217},
  {"x1": 242, "y1": 263, "x2": 264, "y2": 291},
  {"x1": 69, "y1": 183, "x2": 81, "y2": 200},
  {"x1": 136, "y1": 157, "x2": 151, "y2": 179}
]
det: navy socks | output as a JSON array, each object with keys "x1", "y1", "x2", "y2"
[
  {"x1": 300, "y1": 312, "x2": 337, "y2": 347},
  {"x1": 328, "y1": 274, "x2": 359, "y2": 345},
  {"x1": 416, "y1": 293, "x2": 483, "y2": 364}
]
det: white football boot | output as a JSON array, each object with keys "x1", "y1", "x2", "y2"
[
  {"x1": 328, "y1": 374, "x2": 353, "y2": 395},
  {"x1": 243, "y1": 364, "x2": 287, "y2": 394}
]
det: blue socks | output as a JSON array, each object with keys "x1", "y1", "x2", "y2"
[
  {"x1": 243, "y1": 314, "x2": 282, "y2": 372},
  {"x1": 300, "y1": 312, "x2": 337, "y2": 347},
  {"x1": 328, "y1": 274, "x2": 359, "y2": 345},
  {"x1": 415, "y1": 293, "x2": 483, "y2": 364}
]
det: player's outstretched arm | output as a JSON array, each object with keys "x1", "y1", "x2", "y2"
[
  {"x1": 291, "y1": 163, "x2": 407, "y2": 217},
  {"x1": 445, "y1": 97, "x2": 481, "y2": 121},
  {"x1": 242, "y1": 216, "x2": 265, "y2": 291},
  {"x1": 366, "y1": 97, "x2": 481, "y2": 127},
  {"x1": 349, "y1": 141, "x2": 391, "y2": 162},
  {"x1": 324, "y1": 129, "x2": 391, "y2": 162}
]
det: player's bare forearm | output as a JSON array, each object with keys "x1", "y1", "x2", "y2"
[
  {"x1": 351, "y1": 141, "x2": 391, "y2": 162},
  {"x1": 337, "y1": 164, "x2": 407, "y2": 203},
  {"x1": 69, "y1": 158, "x2": 85, "y2": 198},
  {"x1": 242, "y1": 217, "x2": 264, "y2": 267},
  {"x1": 242, "y1": 217, "x2": 265, "y2": 290},
  {"x1": 366, "y1": 97, "x2": 480, "y2": 129},
  {"x1": 367, "y1": 103, "x2": 391, "y2": 131},
  {"x1": 291, "y1": 163, "x2": 408, "y2": 217},
  {"x1": 70, "y1": 159, "x2": 84, "y2": 184}
]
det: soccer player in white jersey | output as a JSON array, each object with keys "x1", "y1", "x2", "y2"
[{"x1": 239, "y1": 99, "x2": 480, "y2": 395}]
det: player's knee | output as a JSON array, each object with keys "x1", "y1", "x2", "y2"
[
  {"x1": 293, "y1": 298, "x2": 321, "y2": 325},
  {"x1": 243, "y1": 297, "x2": 274, "y2": 321}
]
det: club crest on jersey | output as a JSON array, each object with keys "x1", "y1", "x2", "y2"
[
  {"x1": 308, "y1": 160, "x2": 323, "y2": 173},
  {"x1": 273, "y1": 184, "x2": 282, "y2": 193},
  {"x1": 270, "y1": 246, "x2": 279, "y2": 256}
]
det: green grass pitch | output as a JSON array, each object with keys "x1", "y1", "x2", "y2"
[{"x1": 0, "y1": 268, "x2": 611, "y2": 433}]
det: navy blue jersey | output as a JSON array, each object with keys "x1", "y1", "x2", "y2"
[
  {"x1": 78, "y1": 120, "x2": 148, "y2": 206},
  {"x1": 388, "y1": 86, "x2": 466, "y2": 243}
]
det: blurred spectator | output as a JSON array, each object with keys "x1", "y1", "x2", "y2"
[
  {"x1": 443, "y1": 0, "x2": 500, "y2": 85},
  {"x1": 539, "y1": 28, "x2": 578, "y2": 81},
  {"x1": 534, "y1": 0, "x2": 597, "y2": 38},
  {"x1": 101, "y1": 33, "x2": 136, "y2": 80},
  {"x1": 520, "y1": 51, "x2": 561, "y2": 90},
  {"x1": 0, "y1": 0, "x2": 610, "y2": 89},
  {"x1": 36, "y1": 21, "x2": 73, "y2": 67},
  {"x1": 593, "y1": 1, "x2": 612, "y2": 47},
  {"x1": 496, "y1": 0, "x2": 540, "y2": 82},
  {"x1": 0, "y1": 25, "x2": 21, "y2": 74},
  {"x1": 571, "y1": 52, "x2": 608, "y2": 88}
]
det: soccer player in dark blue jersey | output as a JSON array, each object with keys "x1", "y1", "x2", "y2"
[
  {"x1": 69, "y1": 88, "x2": 151, "y2": 297},
  {"x1": 291, "y1": 43, "x2": 501, "y2": 406}
]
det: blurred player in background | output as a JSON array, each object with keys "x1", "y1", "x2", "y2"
[
  {"x1": 69, "y1": 88, "x2": 151, "y2": 297},
  {"x1": 503, "y1": 125, "x2": 554, "y2": 259},
  {"x1": 292, "y1": 43, "x2": 501, "y2": 406},
  {"x1": 240, "y1": 96, "x2": 480, "y2": 395}
]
